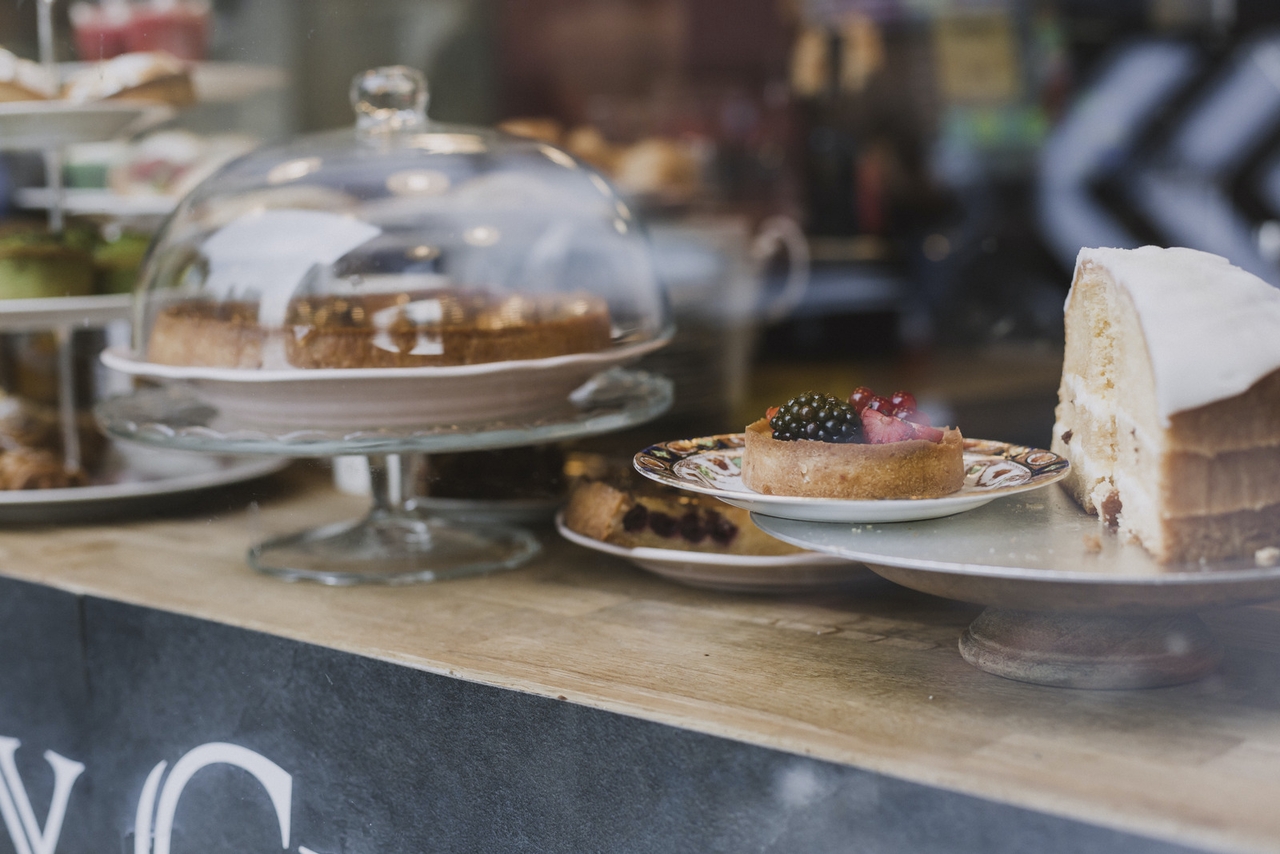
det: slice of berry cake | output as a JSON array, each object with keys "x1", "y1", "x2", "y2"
[{"x1": 562, "y1": 478, "x2": 803, "y2": 555}]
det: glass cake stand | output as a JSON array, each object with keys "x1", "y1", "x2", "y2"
[{"x1": 97, "y1": 368, "x2": 672, "y2": 585}]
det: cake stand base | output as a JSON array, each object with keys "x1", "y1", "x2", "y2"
[
  {"x1": 248, "y1": 453, "x2": 540, "y2": 585},
  {"x1": 958, "y1": 608, "x2": 1222, "y2": 689},
  {"x1": 248, "y1": 512, "x2": 540, "y2": 586}
]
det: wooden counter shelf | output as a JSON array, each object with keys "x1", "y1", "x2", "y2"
[{"x1": 2, "y1": 463, "x2": 1278, "y2": 854}]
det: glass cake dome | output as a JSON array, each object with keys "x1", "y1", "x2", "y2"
[{"x1": 131, "y1": 66, "x2": 671, "y2": 374}]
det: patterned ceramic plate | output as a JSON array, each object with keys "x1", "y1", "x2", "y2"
[
  {"x1": 555, "y1": 512, "x2": 865, "y2": 593},
  {"x1": 633, "y1": 435, "x2": 1069, "y2": 524}
]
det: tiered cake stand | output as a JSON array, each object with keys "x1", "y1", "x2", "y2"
[
  {"x1": 0, "y1": 98, "x2": 166, "y2": 476},
  {"x1": 0, "y1": 20, "x2": 292, "y2": 514},
  {"x1": 752, "y1": 488, "x2": 1280, "y2": 689},
  {"x1": 98, "y1": 365, "x2": 672, "y2": 584}
]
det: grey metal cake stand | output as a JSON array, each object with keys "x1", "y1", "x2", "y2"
[{"x1": 752, "y1": 487, "x2": 1280, "y2": 689}]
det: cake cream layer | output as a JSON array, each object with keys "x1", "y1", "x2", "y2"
[
  {"x1": 1116, "y1": 414, "x2": 1280, "y2": 516},
  {"x1": 1113, "y1": 466, "x2": 1280, "y2": 563},
  {"x1": 1051, "y1": 390, "x2": 1112, "y2": 514},
  {"x1": 1056, "y1": 374, "x2": 1280, "y2": 517}
]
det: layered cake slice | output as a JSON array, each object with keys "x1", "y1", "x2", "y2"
[{"x1": 1052, "y1": 246, "x2": 1280, "y2": 563}]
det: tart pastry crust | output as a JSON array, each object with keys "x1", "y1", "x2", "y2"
[{"x1": 741, "y1": 417, "x2": 964, "y2": 500}]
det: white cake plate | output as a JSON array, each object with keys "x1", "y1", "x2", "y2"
[
  {"x1": 752, "y1": 487, "x2": 1280, "y2": 689},
  {"x1": 0, "y1": 293, "x2": 131, "y2": 332},
  {"x1": 633, "y1": 433, "x2": 1069, "y2": 523},
  {"x1": 13, "y1": 187, "x2": 178, "y2": 218},
  {"x1": 556, "y1": 512, "x2": 865, "y2": 593},
  {"x1": 102, "y1": 337, "x2": 669, "y2": 430},
  {"x1": 0, "y1": 102, "x2": 172, "y2": 150},
  {"x1": 0, "y1": 446, "x2": 283, "y2": 524},
  {"x1": 97, "y1": 369, "x2": 673, "y2": 585}
]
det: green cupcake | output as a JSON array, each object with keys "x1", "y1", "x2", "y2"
[
  {"x1": 0, "y1": 223, "x2": 95, "y2": 300},
  {"x1": 92, "y1": 231, "x2": 151, "y2": 294}
]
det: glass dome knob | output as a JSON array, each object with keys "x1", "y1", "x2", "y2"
[{"x1": 351, "y1": 66, "x2": 429, "y2": 134}]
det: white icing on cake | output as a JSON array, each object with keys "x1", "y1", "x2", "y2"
[
  {"x1": 63, "y1": 52, "x2": 187, "y2": 103},
  {"x1": 1075, "y1": 246, "x2": 1280, "y2": 424},
  {"x1": 0, "y1": 48, "x2": 57, "y2": 97}
]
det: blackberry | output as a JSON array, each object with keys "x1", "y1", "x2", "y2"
[
  {"x1": 621, "y1": 504, "x2": 649, "y2": 532},
  {"x1": 769, "y1": 392, "x2": 864, "y2": 443},
  {"x1": 648, "y1": 511, "x2": 678, "y2": 537},
  {"x1": 706, "y1": 510, "x2": 738, "y2": 545}
]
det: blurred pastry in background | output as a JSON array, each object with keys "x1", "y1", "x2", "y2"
[
  {"x1": 105, "y1": 131, "x2": 258, "y2": 198},
  {"x1": 71, "y1": 0, "x2": 211, "y2": 62},
  {"x1": 63, "y1": 141, "x2": 129, "y2": 188},
  {"x1": 497, "y1": 117, "x2": 563, "y2": 145},
  {"x1": 0, "y1": 393, "x2": 106, "y2": 476},
  {"x1": 423, "y1": 445, "x2": 567, "y2": 503},
  {"x1": 501, "y1": 118, "x2": 705, "y2": 203},
  {"x1": 0, "y1": 447, "x2": 85, "y2": 490},
  {"x1": 62, "y1": 51, "x2": 196, "y2": 107},
  {"x1": 0, "y1": 48, "x2": 58, "y2": 101},
  {"x1": 92, "y1": 228, "x2": 150, "y2": 293},
  {"x1": 610, "y1": 137, "x2": 702, "y2": 201},
  {"x1": 0, "y1": 222, "x2": 96, "y2": 300},
  {"x1": 0, "y1": 327, "x2": 110, "y2": 489},
  {"x1": 0, "y1": 219, "x2": 150, "y2": 299},
  {"x1": 563, "y1": 125, "x2": 617, "y2": 172},
  {"x1": 59, "y1": 132, "x2": 258, "y2": 201}
]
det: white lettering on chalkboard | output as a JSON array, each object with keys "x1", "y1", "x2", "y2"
[
  {"x1": 134, "y1": 743, "x2": 292, "y2": 854},
  {"x1": 0, "y1": 736, "x2": 314, "y2": 854},
  {"x1": 0, "y1": 737, "x2": 84, "y2": 854}
]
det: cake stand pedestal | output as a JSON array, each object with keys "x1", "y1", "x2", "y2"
[
  {"x1": 98, "y1": 369, "x2": 672, "y2": 585},
  {"x1": 752, "y1": 488, "x2": 1280, "y2": 689},
  {"x1": 248, "y1": 453, "x2": 541, "y2": 584},
  {"x1": 959, "y1": 608, "x2": 1219, "y2": 689}
]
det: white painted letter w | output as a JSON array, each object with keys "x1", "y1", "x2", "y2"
[{"x1": 0, "y1": 737, "x2": 84, "y2": 854}]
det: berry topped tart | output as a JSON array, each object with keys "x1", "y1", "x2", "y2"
[{"x1": 741, "y1": 387, "x2": 965, "y2": 499}]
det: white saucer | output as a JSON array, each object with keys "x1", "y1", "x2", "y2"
[
  {"x1": 14, "y1": 187, "x2": 178, "y2": 218},
  {"x1": 0, "y1": 446, "x2": 284, "y2": 524},
  {"x1": 634, "y1": 434, "x2": 1069, "y2": 524},
  {"x1": 0, "y1": 101, "x2": 172, "y2": 150},
  {"x1": 101, "y1": 337, "x2": 669, "y2": 430},
  {"x1": 556, "y1": 512, "x2": 865, "y2": 593},
  {"x1": 0, "y1": 293, "x2": 131, "y2": 332}
]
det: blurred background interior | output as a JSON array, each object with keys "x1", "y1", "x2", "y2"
[{"x1": 5, "y1": 0, "x2": 1280, "y2": 451}]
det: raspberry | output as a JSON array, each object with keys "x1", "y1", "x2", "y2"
[
  {"x1": 866, "y1": 394, "x2": 894, "y2": 414},
  {"x1": 889, "y1": 390, "x2": 918, "y2": 413},
  {"x1": 769, "y1": 392, "x2": 865, "y2": 443},
  {"x1": 848, "y1": 386, "x2": 874, "y2": 412}
]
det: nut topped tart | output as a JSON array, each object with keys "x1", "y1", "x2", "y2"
[
  {"x1": 146, "y1": 290, "x2": 613, "y2": 370},
  {"x1": 1052, "y1": 246, "x2": 1280, "y2": 564},
  {"x1": 742, "y1": 387, "x2": 964, "y2": 500}
]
